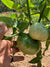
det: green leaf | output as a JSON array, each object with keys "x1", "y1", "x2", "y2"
[
  {"x1": 9, "y1": 13, "x2": 17, "y2": 19},
  {"x1": 43, "y1": 40, "x2": 50, "y2": 55},
  {"x1": 25, "y1": 0, "x2": 35, "y2": 10},
  {"x1": 17, "y1": 20, "x2": 28, "y2": 32},
  {"x1": 0, "y1": 16, "x2": 17, "y2": 28},
  {"x1": 31, "y1": 0, "x2": 43, "y2": 4},
  {"x1": 1, "y1": 0, "x2": 20, "y2": 10},
  {"x1": 1, "y1": 0, "x2": 14, "y2": 9},
  {"x1": 15, "y1": 0, "x2": 26, "y2": 7},
  {"x1": 28, "y1": 0, "x2": 35, "y2": 8},
  {"x1": 29, "y1": 57, "x2": 41, "y2": 64},
  {"x1": 47, "y1": 0, "x2": 50, "y2": 6},
  {"x1": 44, "y1": 8, "x2": 50, "y2": 17}
]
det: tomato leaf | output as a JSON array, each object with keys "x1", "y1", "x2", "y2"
[
  {"x1": 17, "y1": 20, "x2": 28, "y2": 32},
  {"x1": 44, "y1": 8, "x2": 50, "y2": 17},
  {"x1": 1, "y1": 0, "x2": 14, "y2": 9},
  {"x1": 9, "y1": 13, "x2": 17, "y2": 19},
  {"x1": 29, "y1": 57, "x2": 41, "y2": 63},
  {"x1": 0, "y1": 16, "x2": 17, "y2": 28},
  {"x1": 1, "y1": 0, "x2": 20, "y2": 10},
  {"x1": 29, "y1": 49, "x2": 42, "y2": 64}
]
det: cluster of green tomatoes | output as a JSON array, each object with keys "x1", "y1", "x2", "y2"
[{"x1": 17, "y1": 22, "x2": 50, "y2": 55}]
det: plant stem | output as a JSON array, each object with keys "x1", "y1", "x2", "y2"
[
  {"x1": 37, "y1": 47, "x2": 42, "y2": 67},
  {"x1": 37, "y1": 61, "x2": 42, "y2": 67},
  {"x1": 38, "y1": 2, "x2": 46, "y2": 22},
  {"x1": 44, "y1": 16, "x2": 50, "y2": 22},
  {"x1": 4, "y1": 33, "x2": 19, "y2": 38},
  {"x1": 27, "y1": 0, "x2": 32, "y2": 25}
]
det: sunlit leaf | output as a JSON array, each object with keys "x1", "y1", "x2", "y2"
[
  {"x1": 9, "y1": 13, "x2": 17, "y2": 19},
  {"x1": 1, "y1": 0, "x2": 14, "y2": 9},
  {"x1": 1, "y1": 0, "x2": 20, "y2": 10}
]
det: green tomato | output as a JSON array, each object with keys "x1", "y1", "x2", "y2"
[
  {"x1": 29, "y1": 23, "x2": 48, "y2": 41},
  {"x1": 17, "y1": 33, "x2": 41, "y2": 55}
]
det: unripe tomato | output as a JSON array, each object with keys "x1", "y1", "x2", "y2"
[
  {"x1": 17, "y1": 33, "x2": 41, "y2": 55},
  {"x1": 29, "y1": 23, "x2": 48, "y2": 41}
]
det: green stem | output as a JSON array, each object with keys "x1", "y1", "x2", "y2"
[
  {"x1": 43, "y1": 16, "x2": 50, "y2": 22},
  {"x1": 38, "y1": 2, "x2": 46, "y2": 22},
  {"x1": 4, "y1": 33, "x2": 19, "y2": 38},
  {"x1": 31, "y1": 11, "x2": 40, "y2": 15},
  {"x1": 37, "y1": 61, "x2": 42, "y2": 67},
  {"x1": 27, "y1": 0, "x2": 32, "y2": 25},
  {"x1": 37, "y1": 47, "x2": 42, "y2": 67}
]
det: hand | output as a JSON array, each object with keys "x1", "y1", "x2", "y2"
[
  {"x1": 0, "y1": 23, "x2": 24, "y2": 67},
  {"x1": 0, "y1": 23, "x2": 7, "y2": 39}
]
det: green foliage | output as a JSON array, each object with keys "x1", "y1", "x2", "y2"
[
  {"x1": 1, "y1": 0, "x2": 20, "y2": 10},
  {"x1": 0, "y1": 16, "x2": 17, "y2": 28},
  {"x1": 0, "y1": 1, "x2": 12, "y2": 12},
  {"x1": 14, "y1": 0, "x2": 26, "y2": 7},
  {"x1": 17, "y1": 20, "x2": 28, "y2": 32}
]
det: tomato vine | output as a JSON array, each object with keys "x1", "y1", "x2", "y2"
[{"x1": 0, "y1": 0, "x2": 50, "y2": 67}]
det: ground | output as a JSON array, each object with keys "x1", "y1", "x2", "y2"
[{"x1": 5, "y1": 28, "x2": 50, "y2": 67}]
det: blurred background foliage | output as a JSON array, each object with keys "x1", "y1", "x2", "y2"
[
  {"x1": 0, "y1": 0, "x2": 43, "y2": 12},
  {"x1": 0, "y1": 0, "x2": 15, "y2": 12}
]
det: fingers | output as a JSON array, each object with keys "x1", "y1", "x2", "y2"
[
  {"x1": 0, "y1": 23, "x2": 7, "y2": 39},
  {"x1": 7, "y1": 41, "x2": 17, "y2": 47},
  {"x1": 10, "y1": 56, "x2": 24, "y2": 62},
  {"x1": 0, "y1": 40, "x2": 20, "y2": 55},
  {"x1": 10, "y1": 48, "x2": 19, "y2": 54},
  {"x1": 0, "y1": 40, "x2": 7, "y2": 54},
  {"x1": 7, "y1": 40, "x2": 20, "y2": 54}
]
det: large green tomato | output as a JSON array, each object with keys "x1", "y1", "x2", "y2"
[
  {"x1": 29, "y1": 23, "x2": 48, "y2": 41},
  {"x1": 17, "y1": 33, "x2": 41, "y2": 55}
]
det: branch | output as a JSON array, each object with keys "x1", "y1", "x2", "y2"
[
  {"x1": 38, "y1": 2, "x2": 46, "y2": 22},
  {"x1": 31, "y1": 11, "x2": 40, "y2": 15},
  {"x1": 44, "y1": 16, "x2": 50, "y2": 22},
  {"x1": 27, "y1": 0, "x2": 32, "y2": 25}
]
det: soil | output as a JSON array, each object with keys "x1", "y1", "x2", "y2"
[{"x1": 5, "y1": 28, "x2": 50, "y2": 67}]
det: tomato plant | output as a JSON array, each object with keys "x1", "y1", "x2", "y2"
[{"x1": 0, "y1": 0, "x2": 50, "y2": 67}]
